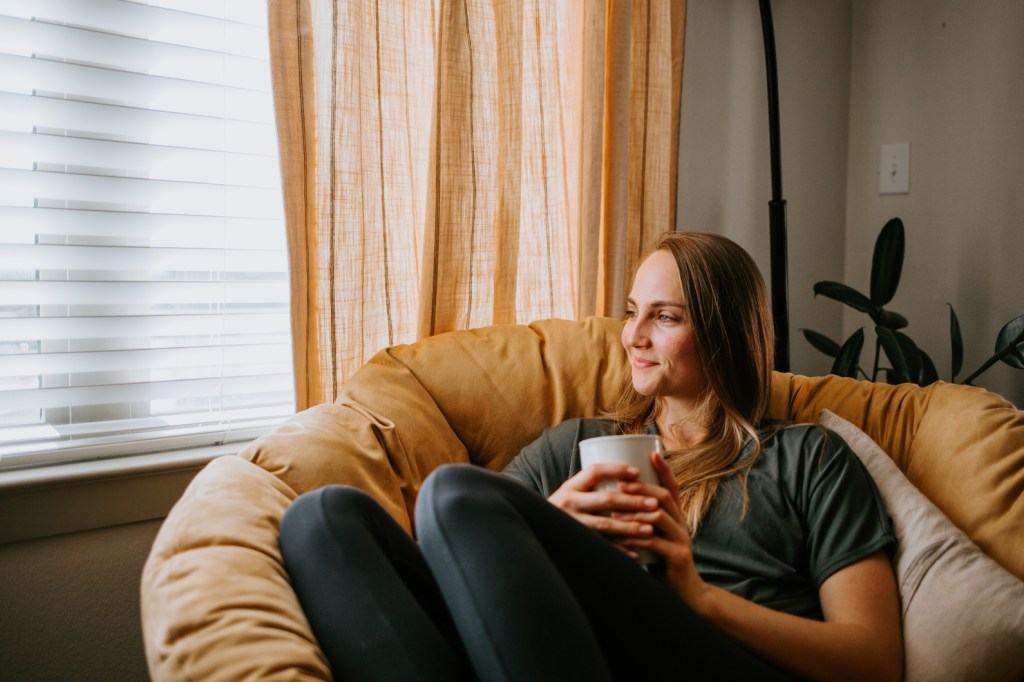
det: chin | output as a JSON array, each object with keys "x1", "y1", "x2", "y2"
[{"x1": 631, "y1": 381, "x2": 658, "y2": 397}]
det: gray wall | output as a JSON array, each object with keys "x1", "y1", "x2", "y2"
[
  {"x1": 679, "y1": 0, "x2": 1023, "y2": 406},
  {"x1": 845, "y1": 1, "x2": 1023, "y2": 405},
  {"x1": 0, "y1": 520, "x2": 158, "y2": 681},
  {"x1": 0, "y1": 460, "x2": 207, "y2": 681}
]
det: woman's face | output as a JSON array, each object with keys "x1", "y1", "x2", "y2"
[{"x1": 621, "y1": 249, "x2": 707, "y2": 406}]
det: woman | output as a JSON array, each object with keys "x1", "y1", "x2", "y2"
[{"x1": 280, "y1": 232, "x2": 902, "y2": 681}]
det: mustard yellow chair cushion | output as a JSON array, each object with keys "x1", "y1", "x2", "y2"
[{"x1": 141, "y1": 317, "x2": 1024, "y2": 680}]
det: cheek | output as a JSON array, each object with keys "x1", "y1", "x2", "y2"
[{"x1": 668, "y1": 336, "x2": 700, "y2": 366}]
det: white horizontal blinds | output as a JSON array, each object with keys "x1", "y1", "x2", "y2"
[{"x1": 0, "y1": 0, "x2": 294, "y2": 469}]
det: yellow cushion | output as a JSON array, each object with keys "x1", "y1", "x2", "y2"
[
  {"x1": 142, "y1": 317, "x2": 1023, "y2": 680},
  {"x1": 389, "y1": 317, "x2": 631, "y2": 472},
  {"x1": 141, "y1": 455, "x2": 328, "y2": 679},
  {"x1": 244, "y1": 359, "x2": 467, "y2": 534}
]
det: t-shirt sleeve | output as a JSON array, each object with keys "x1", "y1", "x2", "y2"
[
  {"x1": 804, "y1": 428, "x2": 896, "y2": 586},
  {"x1": 502, "y1": 418, "x2": 609, "y2": 497}
]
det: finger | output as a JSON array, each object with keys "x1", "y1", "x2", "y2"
[
  {"x1": 611, "y1": 510, "x2": 659, "y2": 524},
  {"x1": 573, "y1": 512, "x2": 655, "y2": 539},
  {"x1": 650, "y1": 451, "x2": 678, "y2": 494},
  {"x1": 571, "y1": 462, "x2": 642, "y2": 490},
  {"x1": 622, "y1": 528, "x2": 688, "y2": 555},
  {"x1": 549, "y1": 486, "x2": 656, "y2": 520},
  {"x1": 579, "y1": 489, "x2": 659, "y2": 514},
  {"x1": 619, "y1": 480, "x2": 670, "y2": 502},
  {"x1": 617, "y1": 480, "x2": 685, "y2": 525},
  {"x1": 647, "y1": 454, "x2": 689, "y2": 526},
  {"x1": 621, "y1": 536, "x2": 672, "y2": 563},
  {"x1": 618, "y1": 508, "x2": 690, "y2": 543}
]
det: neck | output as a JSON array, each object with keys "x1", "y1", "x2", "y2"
[{"x1": 655, "y1": 398, "x2": 708, "y2": 450}]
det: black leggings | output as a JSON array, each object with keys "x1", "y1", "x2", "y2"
[{"x1": 279, "y1": 464, "x2": 794, "y2": 682}]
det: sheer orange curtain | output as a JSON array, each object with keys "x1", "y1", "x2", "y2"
[{"x1": 269, "y1": 0, "x2": 685, "y2": 409}]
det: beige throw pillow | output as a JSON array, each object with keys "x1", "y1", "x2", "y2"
[{"x1": 819, "y1": 409, "x2": 1024, "y2": 682}]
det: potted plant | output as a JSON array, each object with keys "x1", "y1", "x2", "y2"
[{"x1": 802, "y1": 217, "x2": 1024, "y2": 386}]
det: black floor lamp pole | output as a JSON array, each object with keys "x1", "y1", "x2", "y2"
[{"x1": 758, "y1": 0, "x2": 790, "y2": 372}]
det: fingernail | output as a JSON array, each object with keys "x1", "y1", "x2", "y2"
[
  {"x1": 644, "y1": 497, "x2": 657, "y2": 509},
  {"x1": 640, "y1": 524, "x2": 653, "y2": 535}
]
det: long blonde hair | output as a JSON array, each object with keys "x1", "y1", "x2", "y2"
[{"x1": 610, "y1": 232, "x2": 775, "y2": 534}]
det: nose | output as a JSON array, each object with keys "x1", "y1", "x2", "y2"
[{"x1": 622, "y1": 316, "x2": 650, "y2": 348}]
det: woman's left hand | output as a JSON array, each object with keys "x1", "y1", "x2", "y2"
[{"x1": 619, "y1": 453, "x2": 711, "y2": 612}]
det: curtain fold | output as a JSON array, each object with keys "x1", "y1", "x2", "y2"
[{"x1": 270, "y1": 0, "x2": 685, "y2": 409}]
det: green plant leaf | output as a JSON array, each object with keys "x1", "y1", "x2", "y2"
[
  {"x1": 801, "y1": 329, "x2": 841, "y2": 357},
  {"x1": 814, "y1": 281, "x2": 878, "y2": 316},
  {"x1": 918, "y1": 349, "x2": 939, "y2": 386},
  {"x1": 883, "y1": 368, "x2": 903, "y2": 384},
  {"x1": 870, "y1": 217, "x2": 905, "y2": 306},
  {"x1": 876, "y1": 327, "x2": 905, "y2": 382},
  {"x1": 831, "y1": 328, "x2": 864, "y2": 378},
  {"x1": 960, "y1": 315, "x2": 1024, "y2": 384},
  {"x1": 876, "y1": 326, "x2": 919, "y2": 384},
  {"x1": 995, "y1": 314, "x2": 1024, "y2": 370},
  {"x1": 877, "y1": 309, "x2": 909, "y2": 330},
  {"x1": 948, "y1": 304, "x2": 963, "y2": 379},
  {"x1": 895, "y1": 330, "x2": 925, "y2": 383}
]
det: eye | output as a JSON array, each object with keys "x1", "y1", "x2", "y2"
[
  {"x1": 624, "y1": 309, "x2": 637, "y2": 319},
  {"x1": 657, "y1": 313, "x2": 678, "y2": 323}
]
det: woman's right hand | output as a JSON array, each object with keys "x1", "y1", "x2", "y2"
[{"x1": 547, "y1": 463, "x2": 660, "y2": 553}]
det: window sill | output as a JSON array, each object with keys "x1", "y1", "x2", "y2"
[{"x1": 0, "y1": 444, "x2": 238, "y2": 545}]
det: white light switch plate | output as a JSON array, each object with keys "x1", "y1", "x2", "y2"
[{"x1": 880, "y1": 143, "x2": 910, "y2": 194}]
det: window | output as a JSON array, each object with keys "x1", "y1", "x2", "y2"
[{"x1": 0, "y1": 0, "x2": 294, "y2": 470}]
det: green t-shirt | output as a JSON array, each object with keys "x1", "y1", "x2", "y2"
[{"x1": 501, "y1": 418, "x2": 895, "y2": 620}]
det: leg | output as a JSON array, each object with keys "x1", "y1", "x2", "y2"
[
  {"x1": 415, "y1": 464, "x2": 795, "y2": 682},
  {"x1": 279, "y1": 485, "x2": 474, "y2": 682}
]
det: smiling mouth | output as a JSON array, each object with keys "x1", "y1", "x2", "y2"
[{"x1": 632, "y1": 358, "x2": 658, "y2": 369}]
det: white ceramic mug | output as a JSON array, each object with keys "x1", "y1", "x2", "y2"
[{"x1": 578, "y1": 434, "x2": 665, "y2": 564}]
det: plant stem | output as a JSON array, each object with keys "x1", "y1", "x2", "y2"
[
  {"x1": 962, "y1": 327, "x2": 1024, "y2": 385},
  {"x1": 871, "y1": 337, "x2": 881, "y2": 382}
]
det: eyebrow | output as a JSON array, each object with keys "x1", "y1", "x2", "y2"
[{"x1": 626, "y1": 297, "x2": 687, "y2": 309}]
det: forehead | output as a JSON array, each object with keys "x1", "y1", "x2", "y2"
[{"x1": 629, "y1": 250, "x2": 684, "y2": 302}]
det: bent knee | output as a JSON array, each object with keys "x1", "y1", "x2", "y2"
[
  {"x1": 421, "y1": 463, "x2": 495, "y2": 501},
  {"x1": 424, "y1": 462, "x2": 489, "y2": 489},
  {"x1": 281, "y1": 485, "x2": 376, "y2": 541},
  {"x1": 418, "y1": 464, "x2": 510, "y2": 523}
]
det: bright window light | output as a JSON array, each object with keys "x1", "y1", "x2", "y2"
[{"x1": 0, "y1": 0, "x2": 295, "y2": 470}]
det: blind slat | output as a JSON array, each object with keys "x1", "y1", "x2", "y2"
[
  {"x1": 0, "y1": 14, "x2": 271, "y2": 89},
  {"x1": 0, "y1": 281, "x2": 289, "y2": 305},
  {"x1": 0, "y1": 314, "x2": 289, "y2": 342},
  {"x1": 0, "y1": 244, "x2": 289, "y2": 272},
  {"x1": 0, "y1": 130, "x2": 280, "y2": 188},
  {"x1": 0, "y1": 342, "x2": 292, "y2": 375},
  {"x1": 0, "y1": 91, "x2": 278, "y2": 155},
  {"x1": 1, "y1": 207, "x2": 285, "y2": 248},
  {"x1": 0, "y1": 374, "x2": 294, "y2": 412},
  {"x1": 1, "y1": 405, "x2": 290, "y2": 451},
  {"x1": 0, "y1": 422, "x2": 281, "y2": 470},
  {"x1": 0, "y1": 54, "x2": 274, "y2": 122},
  {"x1": 0, "y1": 168, "x2": 285, "y2": 218},
  {"x1": 0, "y1": 0, "x2": 270, "y2": 57}
]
